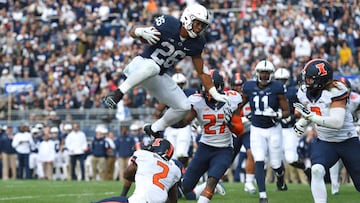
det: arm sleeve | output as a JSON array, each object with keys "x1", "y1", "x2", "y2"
[{"x1": 309, "y1": 107, "x2": 346, "y2": 129}]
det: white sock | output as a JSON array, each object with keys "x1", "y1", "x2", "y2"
[
  {"x1": 194, "y1": 182, "x2": 207, "y2": 199},
  {"x1": 197, "y1": 196, "x2": 210, "y2": 203},
  {"x1": 311, "y1": 164, "x2": 327, "y2": 203},
  {"x1": 330, "y1": 161, "x2": 340, "y2": 188},
  {"x1": 259, "y1": 192, "x2": 267, "y2": 198},
  {"x1": 246, "y1": 174, "x2": 255, "y2": 183}
]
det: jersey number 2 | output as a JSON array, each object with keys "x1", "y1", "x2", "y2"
[{"x1": 153, "y1": 160, "x2": 169, "y2": 190}]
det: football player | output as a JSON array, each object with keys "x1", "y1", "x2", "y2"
[
  {"x1": 177, "y1": 70, "x2": 242, "y2": 203},
  {"x1": 274, "y1": 68, "x2": 311, "y2": 183},
  {"x1": 230, "y1": 73, "x2": 257, "y2": 194},
  {"x1": 95, "y1": 138, "x2": 182, "y2": 203},
  {"x1": 294, "y1": 59, "x2": 360, "y2": 203},
  {"x1": 103, "y1": 4, "x2": 228, "y2": 139},
  {"x1": 237, "y1": 60, "x2": 290, "y2": 203},
  {"x1": 329, "y1": 77, "x2": 360, "y2": 195}
]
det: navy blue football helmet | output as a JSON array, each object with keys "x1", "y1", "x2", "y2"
[
  {"x1": 150, "y1": 138, "x2": 174, "y2": 161},
  {"x1": 302, "y1": 59, "x2": 333, "y2": 93}
]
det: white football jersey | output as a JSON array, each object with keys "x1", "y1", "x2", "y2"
[
  {"x1": 128, "y1": 150, "x2": 181, "y2": 203},
  {"x1": 297, "y1": 82, "x2": 357, "y2": 142},
  {"x1": 348, "y1": 91, "x2": 360, "y2": 115},
  {"x1": 188, "y1": 90, "x2": 242, "y2": 147}
]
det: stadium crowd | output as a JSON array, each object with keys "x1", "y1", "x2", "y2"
[{"x1": 0, "y1": 0, "x2": 360, "y2": 194}]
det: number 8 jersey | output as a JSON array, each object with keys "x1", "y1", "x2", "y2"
[{"x1": 297, "y1": 82, "x2": 357, "y2": 142}]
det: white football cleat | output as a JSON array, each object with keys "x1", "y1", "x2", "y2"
[
  {"x1": 244, "y1": 182, "x2": 257, "y2": 194},
  {"x1": 215, "y1": 182, "x2": 226, "y2": 196}
]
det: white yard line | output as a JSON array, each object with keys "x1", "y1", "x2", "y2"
[{"x1": 0, "y1": 192, "x2": 115, "y2": 201}]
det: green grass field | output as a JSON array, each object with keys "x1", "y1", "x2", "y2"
[{"x1": 0, "y1": 180, "x2": 358, "y2": 203}]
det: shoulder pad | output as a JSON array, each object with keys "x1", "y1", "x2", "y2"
[
  {"x1": 329, "y1": 81, "x2": 349, "y2": 101},
  {"x1": 225, "y1": 90, "x2": 242, "y2": 104}
]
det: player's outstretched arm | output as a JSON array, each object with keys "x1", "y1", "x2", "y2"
[{"x1": 192, "y1": 55, "x2": 228, "y2": 103}]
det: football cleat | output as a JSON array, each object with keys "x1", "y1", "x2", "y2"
[
  {"x1": 276, "y1": 181, "x2": 288, "y2": 191},
  {"x1": 215, "y1": 182, "x2": 226, "y2": 196},
  {"x1": 143, "y1": 124, "x2": 161, "y2": 139},
  {"x1": 244, "y1": 182, "x2": 257, "y2": 194},
  {"x1": 259, "y1": 198, "x2": 268, "y2": 203},
  {"x1": 103, "y1": 89, "x2": 123, "y2": 109}
]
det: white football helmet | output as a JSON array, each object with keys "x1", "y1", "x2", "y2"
[
  {"x1": 274, "y1": 68, "x2": 290, "y2": 80},
  {"x1": 255, "y1": 60, "x2": 275, "y2": 84},
  {"x1": 180, "y1": 4, "x2": 211, "y2": 38}
]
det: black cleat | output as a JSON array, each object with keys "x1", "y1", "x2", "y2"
[
  {"x1": 276, "y1": 181, "x2": 288, "y2": 191},
  {"x1": 259, "y1": 198, "x2": 268, "y2": 203},
  {"x1": 103, "y1": 89, "x2": 123, "y2": 109},
  {"x1": 143, "y1": 124, "x2": 161, "y2": 139}
]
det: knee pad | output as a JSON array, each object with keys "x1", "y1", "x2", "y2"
[{"x1": 311, "y1": 164, "x2": 325, "y2": 180}]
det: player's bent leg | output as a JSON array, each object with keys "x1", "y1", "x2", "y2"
[
  {"x1": 121, "y1": 56, "x2": 160, "y2": 93},
  {"x1": 311, "y1": 164, "x2": 327, "y2": 203}
]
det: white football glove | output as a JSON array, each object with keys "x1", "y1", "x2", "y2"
[
  {"x1": 293, "y1": 102, "x2": 314, "y2": 119},
  {"x1": 224, "y1": 106, "x2": 233, "y2": 124},
  {"x1": 294, "y1": 122, "x2": 305, "y2": 137},
  {"x1": 261, "y1": 107, "x2": 277, "y2": 117},
  {"x1": 208, "y1": 87, "x2": 229, "y2": 104},
  {"x1": 135, "y1": 27, "x2": 161, "y2": 45}
]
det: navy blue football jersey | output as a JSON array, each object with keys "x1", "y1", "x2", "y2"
[
  {"x1": 281, "y1": 85, "x2": 299, "y2": 128},
  {"x1": 242, "y1": 80, "x2": 285, "y2": 128},
  {"x1": 140, "y1": 15, "x2": 206, "y2": 74}
]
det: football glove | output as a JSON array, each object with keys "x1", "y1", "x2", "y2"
[
  {"x1": 293, "y1": 102, "x2": 314, "y2": 119},
  {"x1": 208, "y1": 86, "x2": 230, "y2": 104},
  {"x1": 224, "y1": 106, "x2": 233, "y2": 124},
  {"x1": 135, "y1": 27, "x2": 160, "y2": 45},
  {"x1": 294, "y1": 122, "x2": 305, "y2": 137},
  {"x1": 103, "y1": 89, "x2": 123, "y2": 109}
]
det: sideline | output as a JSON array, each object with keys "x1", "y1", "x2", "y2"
[{"x1": 0, "y1": 192, "x2": 115, "y2": 201}]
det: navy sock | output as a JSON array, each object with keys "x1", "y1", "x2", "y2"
[{"x1": 255, "y1": 161, "x2": 266, "y2": 192}]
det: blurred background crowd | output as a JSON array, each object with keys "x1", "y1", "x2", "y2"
[{"x1": 0, "y1": 0, "x2": 359, "y2": 183}]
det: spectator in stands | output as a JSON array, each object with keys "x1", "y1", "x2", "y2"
[{"x1": 0, "y1": 68, "x2": 16, "y2": 94}]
